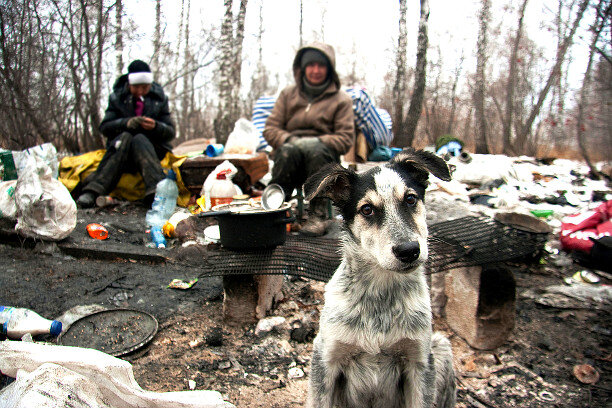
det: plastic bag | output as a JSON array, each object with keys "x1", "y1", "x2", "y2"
[
  {"x1": 0, "y1": 340, "x2": 235, "y2": 408},
  {"x1": 1, "y1": 143, "x2": 59, "y2": 181},
  {"x1": 0, "y1": 180, "x2": 18, "y2": 221},
  {"x1": 14, "y1": 155, "x2": 77, "y2": 240},
  {"x1": 198, "y1": 161, "x2": 242, "y2": 210},
  {"x1": 224, "y1": 118, "x2": 259, "y2": 155}
]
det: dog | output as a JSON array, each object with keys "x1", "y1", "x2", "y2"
[{"x1": 304, "y1": 148, "x2": 456, "y2": 408}]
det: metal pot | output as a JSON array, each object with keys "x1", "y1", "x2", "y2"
[{"x1": 199, "y1": 203, "x2": 295, "y2": 250}]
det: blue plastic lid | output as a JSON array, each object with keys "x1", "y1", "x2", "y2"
[
  {"x1": 166, "y1": 169, "x2": 176, "y2": 180},
  {"x1": 50, "y1": 320, "x2": 62, "y2": 337}
]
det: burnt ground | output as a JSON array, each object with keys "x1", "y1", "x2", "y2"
[{"x1": 0, "y1": 202, "x2": 610, "y2": 407}]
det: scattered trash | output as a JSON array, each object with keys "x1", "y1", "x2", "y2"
[
  {"x1": 86, "y1": 223, "x2": 109, "y2": 240},
  {"x1": 573, "y1": 364, "x2": 600, "y2": 384},
  {"x1": 188, "y1": 379, "x2": 197, "y2": 390},
  {"x1": 571, "y1": 270, "x2": 600, "y2": 284},
  {"x1": 168, "y1": 278, "x2": 198, "y2": 290},
  {"x1": 254, "y1": 316, "x2": 286, "y2": 337},
  {"x1": 0, "y1": 306, "x2": 62, "y2": 340},
  {"x1": 287, "y1": 367, "x2": 304, "y2": 379},
  {"x1": 95, "y1": 195, "x2": 119, "y2": 208}
]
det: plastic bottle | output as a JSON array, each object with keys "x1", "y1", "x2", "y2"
[
  {"x1": 145, "y1": 170, "x2": 179, "y2": 248},
  {"x1": 209, "y1": 170, "x2": 236, "y2": 208},
  {"x1": 0, "y1": 306, "x2": 62, "y2": 339}
]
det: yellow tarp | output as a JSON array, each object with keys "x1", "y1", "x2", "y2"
[{"x1": 59, "y1": 150, "x2": 191, "y2": 207}]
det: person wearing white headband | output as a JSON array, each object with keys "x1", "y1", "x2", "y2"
[{"x1": 77, "y1": 59, "x2": 175, "y2": 208}]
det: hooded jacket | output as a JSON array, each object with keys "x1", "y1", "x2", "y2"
[
  {"x1": 99, "y1": 74, "x2": 175, "y2": 152},
  {"x1": 263, "y1": 42, "x2": 355, "y2": 155}
]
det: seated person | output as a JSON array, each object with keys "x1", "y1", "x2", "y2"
[
  {"x1": 263, "y1": 42, "x2": 354, "y2": 236},
  {"x1": 77, "y1": 60, "x2": 175, "y2": 208}
]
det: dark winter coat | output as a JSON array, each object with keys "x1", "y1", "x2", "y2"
[
  {"x1": 99, "y1": 74, "x2": 175, "y2": 152},
  {"x1": 263, "y1": 42, "x2": 355, "y2": 155}
]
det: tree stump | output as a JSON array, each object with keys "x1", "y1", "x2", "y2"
[{"x1": 222, "y1": 274, "x2": 284, "y2": 326}]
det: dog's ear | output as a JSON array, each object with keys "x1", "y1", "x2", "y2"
[
  {"x1": 390, "y1": 148, "x2": 452, "y2": 183},
  {"x1": 304, "y1": 163, "x2": 355, "y2": 205}
]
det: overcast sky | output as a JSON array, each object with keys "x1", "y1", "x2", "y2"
[{"x1": 124, "y1": 0, "x2": 590, "y2": 98}]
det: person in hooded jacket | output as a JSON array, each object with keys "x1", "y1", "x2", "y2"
[
  {"x1": 76, "y1": 60, "x2": 175, "y2": 208},
  {"x1": 264, "y1": 42, "x2": 355, "y2": 236}
]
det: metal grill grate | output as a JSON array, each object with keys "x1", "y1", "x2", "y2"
[{"x1": 194, "y1": 216, "x2": 549, "y2": 282}]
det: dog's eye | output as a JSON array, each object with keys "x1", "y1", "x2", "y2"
[
  {"x1": 359, "y1": 204, "x2": 374, "y2": 217},
  {"x1": 405, "y1": 194, "x2": 418, "y2": 207}
]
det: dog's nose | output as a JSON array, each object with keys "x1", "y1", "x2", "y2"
[{"x1": 392, "y1": 241, "x2": 420, "y2": 263}]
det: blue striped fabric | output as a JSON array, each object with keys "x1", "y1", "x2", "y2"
[
  {"x1": 345, "y1": 88, "x2": 394, "y2": 148},
  {"x1": 251, "y1": 89, "x2": 394, "y2": 152},
  {"x1": 252, "y1": 96, "x2": 277, "y2": 152}
]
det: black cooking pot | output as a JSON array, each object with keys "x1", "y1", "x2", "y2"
[{"x1": 199, "y1": 204, "x2": 295, "y2": 250}]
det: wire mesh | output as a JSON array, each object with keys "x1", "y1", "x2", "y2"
[{"x1": 192, "y1": 216, "x2": 549, "y2": 282}]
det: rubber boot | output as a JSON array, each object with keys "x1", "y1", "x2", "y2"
[{"x1": 300, "y1": 197, "x2": 331, "y2": 237}]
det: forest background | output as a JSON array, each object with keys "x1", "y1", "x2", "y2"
[{"x1": 1, "y1": 0, "x2": 610, "y2": 172}]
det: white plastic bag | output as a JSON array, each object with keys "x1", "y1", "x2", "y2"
[
  {"x1": 199, "y1": 160, "x2": 242, "y2": 210},
  {"x1": 0, "y1": 180, "x2": 18, "y2": 221},
  {"x1": 14, "y1": 155, "x2": 76, "y2": 240},
  {"x1": 0, "y1": 340, "x2": 235, "y2": 408},
  {"x1": 224, "y1": 118, "x2": 259, "y2": 155}
]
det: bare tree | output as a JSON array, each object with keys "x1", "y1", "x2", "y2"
[
  {"x1": 501, "y1": 0, "x2": 528, "y2": 155},
  {"x1": 391, "y1": 0, "x2": 409, "y2": 144},
  {"x1": 393, "y1": 0, "x2": 430, "y2": 147},
  {"x1": 514, "y1": 0, "x2": 590, "y2": 151},
  {"x1": 473, "y1": 0, "x2": 491, "y2": 154},
  {"x1": 214, "y1": 0, "x2": 248, "y2": 145},
  {"x1": 577, "y1": 0, "x2": 611, "y2": 175},
  {"x1": 151, "y1": 0, "x2": 161, "y2": 73},
  {"x1": 246, "y1": 1, "x2": 275, "y2": 114},
  {"x1": 115, "y1": 0, "x2": 124, "y2": 76}
]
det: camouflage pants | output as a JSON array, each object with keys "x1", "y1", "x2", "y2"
[
  {"x1": 82, "y1": 132, "x2": 166, "y2": 197},
  {"x1": 270, "y1": 137, "x2": 339, "y2": 202}
]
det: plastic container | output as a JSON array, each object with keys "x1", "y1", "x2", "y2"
[
  {"x1": 0, "y1": 306, "x2": 62, "y2": 339},
  {"x1": 145, "y1": 170, "x2": 179, "y2": 229},
  {"x1": 149, "y1": 226, "x2": 166, "y2": 249},
  {"x1": 209, "y1": 170, "x2": 236, "y2": 208}
]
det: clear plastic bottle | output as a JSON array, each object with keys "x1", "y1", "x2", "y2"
[
  {"x1": 145, "y1": 170, "x2": 179, "y2": 247},
  {"x1": 0, "y1": 306, "x2": 62, "y2": 339}
]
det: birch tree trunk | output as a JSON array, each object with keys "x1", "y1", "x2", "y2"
[
  {"x1": 502, "y1": 0, "x2": 528, "y2": 155},
  {"x1": 215, "y1": 0, "x2": 248, "y2": 144},
  {"x1": 115, "y1": 0, "x2": 124, "y2": 76},
  {"x1": 152, "y1": 0, "x2": 161, "y2": 73},
  {"x1": 473, "y1": 0, "x2": 491, "y2": 154},
  {"x1": 391, "y1": 0, "x2": 408, "y2": 145}
]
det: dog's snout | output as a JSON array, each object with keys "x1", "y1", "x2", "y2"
[{"x1": 392, "y1": 241, "x2": 420, "y2": 263}]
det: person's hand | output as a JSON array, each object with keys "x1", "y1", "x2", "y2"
[
  {"x1": 127, "y1": 116, "x2": 144, "y2": 129},
  {"x1": 140, "y1": 117, "x2": 156, "y2": 130},
  {"x1": 289, "y1": 136, "x2": 320, "y2": 149}
]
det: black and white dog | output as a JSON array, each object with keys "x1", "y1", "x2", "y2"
[{"x1": 304, "y1": 148, "x2": 456, "y2": 408}]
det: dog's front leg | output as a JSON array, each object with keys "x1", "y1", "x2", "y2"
[
  {"x1": 307, "y1": 340, "x2": 341, "y2": 408},
  {"x1": 402, "y1": 362, "x2": 432, "y2": 408}
]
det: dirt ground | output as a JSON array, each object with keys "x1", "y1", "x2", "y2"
[{"x1": 0, "y1": 202, "x2": 610, "y2": 407}]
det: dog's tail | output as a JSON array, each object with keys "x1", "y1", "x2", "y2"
[{"x1": 432, "y1": 332, "x2": 457, "y2": 408}]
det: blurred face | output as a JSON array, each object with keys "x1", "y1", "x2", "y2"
[
  {"x1": 129, "y1": 84, "x2": 151, "y2": 98},
  {"x1": 304, "y1": 62, "x2": 328, "y2": 86}
]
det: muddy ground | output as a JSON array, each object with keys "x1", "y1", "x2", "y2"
[{"x1": 0, "y1": 202, "x2": 610, "y2": 407}]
